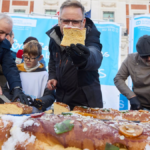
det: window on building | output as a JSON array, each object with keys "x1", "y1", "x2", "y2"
[
  {"x1": 14, "y1": 9, "x2": 25, "y2": 14},
  {"x1": 134, "y1": 13, "x2": 145, "y2": 16},
  {"x1": 103, "y1": 12, "x2": 114, "y2": 22},
  {"x1": 45, "y1": 9, "x2": 56, "y2": 15}
]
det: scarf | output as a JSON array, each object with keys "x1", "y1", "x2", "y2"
[{"x1": 24, "y1": 62, "x2": 40, "y2": 72}]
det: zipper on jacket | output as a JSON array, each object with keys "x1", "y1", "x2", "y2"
[
  {"x1": 65, "y1": 59, "x2": 68, "y2": 65},
  {"x1": 50, "y1": 38, "x2": 66, "y2": 92},
  {"x1": 59, "y1": 59, "x2": 61, "y2": 67},
  {"x1": 62, "y1": 91, "x2": 66, "y2": 102},
  {"x1": 58, "y1": 49, "x2": 64, "y2": 89}
]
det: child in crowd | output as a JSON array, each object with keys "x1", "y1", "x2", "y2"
[
  {"x1": 23, "y1": 36, "x2": 46, "y2": 68},
  {"x1": 3, "y1": 40, "x2": 55, "y2": 112}
]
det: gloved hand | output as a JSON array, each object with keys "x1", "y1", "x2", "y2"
[
  {"x1": 29, "y1": 99, "x2": 43, "y2": 110},
  {"x1": 66, "y1": 44, "x2": 90, "y2": 67},
  {"x1": 129, "y1": 96, "x2": 141, "y2": 110},
  {"x1": 11, "y1": 88, "x2": 31, "y2": 105}
]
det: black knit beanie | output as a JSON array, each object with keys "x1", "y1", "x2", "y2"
[{"x1": 136, "y1": 35, "x2": 150, "y2": 56}]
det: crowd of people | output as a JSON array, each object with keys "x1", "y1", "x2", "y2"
[{"x1": 0, "y1": 0, "x2": 150, "y2": 112}]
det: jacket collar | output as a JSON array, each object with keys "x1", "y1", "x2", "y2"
[
  {"x1": 46, "y1": 25, "x2": 65, "y2": 51},
  {"x1": 0, "y1": 39, "x2": 11, "y2": 50}
]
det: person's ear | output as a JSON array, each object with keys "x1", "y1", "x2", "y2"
[
  {"x1": 82, "y1": 18, "x2": 86, "y2": 28},
  {"x1": 6, "y1": 35, "x2": 10, "y2": 41},
  {"x1": 58, "y1": 17, "x2": 61, "y2": 26},
  {"x1": 38, "y1": 55, "x2": 43, "y2": 61}
]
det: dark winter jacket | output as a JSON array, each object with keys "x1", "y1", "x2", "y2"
[
  {"x1": 0, "y1": 50, "x2": 16, "y2": 87},
  {"x1": 0, "y1": 39, "x2": 21, "y2": 91},
  {"x1": 46, "y1": 18, "x2": 103, "y2": 110}
]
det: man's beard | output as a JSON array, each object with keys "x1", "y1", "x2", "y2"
[
  {"x1": 140, "y1": 57, "x2": 150, "y2": 66},
  {"x1": 145, "y1": 62, "x2": 150, "y2": 66}
]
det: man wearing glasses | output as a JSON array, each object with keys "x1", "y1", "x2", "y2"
[
  {"x1": 114, "y1": 35, "x2": 150, "y2": 110},
  {"x1": 0, "y1": 13, "x2": 32, "y2": 105},
  {"x1": 46, "y1": 0, "x2": 103, "y2": 110}
]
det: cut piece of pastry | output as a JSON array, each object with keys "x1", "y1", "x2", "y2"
[
  {"x1": 53, "y1": 102, "x2": 70, "y2": 115},
  {"x1": 45, "y1": 109, "x2": 53, "y2": 114},
  {"x1": 60, "y1": 27, "x2": 86, "y2": 46},
  {"x1": 0, "y1": 102, "x2": 33, "y2": 114}
]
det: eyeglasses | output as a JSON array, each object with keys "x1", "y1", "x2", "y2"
[
  {"x1": 60, "y1": 18, "x2": 83, "y2": 26},
  {"x1": 0, "y1": 31, "x2": 9, "y2": 37},
  {"x1": 140, "y1": 55, "x2": 150, "y2": 59},
  {"x1": 23, "y1": 55, "x2": 40, "y2": 62}
]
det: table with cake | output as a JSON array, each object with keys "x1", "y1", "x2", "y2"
[
  {"x1": 0, "y1": 101, "x2": 149, "y2": 150},
  {"x1": 0, "y1": 26, "x2": 148, "y2": 150}
]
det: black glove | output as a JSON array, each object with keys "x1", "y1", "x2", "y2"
[
  {"x1": 29, "y1": 99, "x2": 43, "y2": 110},
  {"x1": 11, "y1": 88, "x2": 31, "y2": 105},
  {"x1": 66, "y1": 44, "x2": 90, "y2": 67},
  {"x1": 129, "y1": 96, "x2": 141, "y2": 110}
]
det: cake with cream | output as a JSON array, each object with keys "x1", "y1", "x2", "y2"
[
  {"x1": 0, "y1": 110, "x2": 150, "y2": 149},
  {"x1": 20, "y1": 113, "x2": 150, "y2": 150},
  {"x1": 73, "y1": 106, "x2": 150, "y2": 122},
  {"x1": 0, "y1": 102, "x2": 150, "y2": 150}
]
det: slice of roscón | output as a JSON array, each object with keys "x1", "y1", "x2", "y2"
[{"x1": 60, "y1": 27, "x2": 86, "y2": 47}]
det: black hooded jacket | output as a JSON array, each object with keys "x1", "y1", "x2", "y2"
[{"x1": 46, "y1": 18, "x2": 103, "y2": 110}]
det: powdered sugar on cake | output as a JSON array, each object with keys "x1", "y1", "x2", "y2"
[{"x1": 1, "y1": 115, "x2": 36, "y2": 150}]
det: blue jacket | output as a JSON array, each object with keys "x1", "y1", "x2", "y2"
[
  {"x1": 46, "y1": 18, "x2": 103, "y2": 110},
  {"x1": 0, "y1": 39, "x2": 21, "y2": 91}
]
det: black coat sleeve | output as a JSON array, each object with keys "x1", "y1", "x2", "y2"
[
  {"x1": 0, "y1": 39, "x2": 21, "y2": 91},
  {"x1": 82, "y1": 21, "x2": 103, "y2": 70},
  {"x1": 38, "y1": 88, "x2": 56, "y2": 111},
  {"x1": 2, "y1": 83, "x2": 13, "y2": 100},
  {"x1": 48, "y1": 39, "x2": 57, "y2": 80}
]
